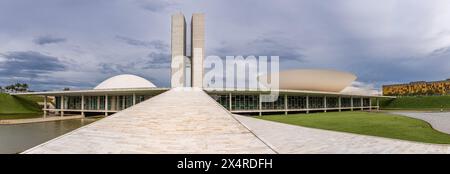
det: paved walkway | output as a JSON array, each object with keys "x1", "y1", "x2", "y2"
[
  {"x1": 0, "y1": 115, "x2": 83, "y2": 125},
  {"x1": 235, "y1": 115, "x2": 450, "y2": 154},
  {"x1": 392, "y1": 112, "x2": 450, "y2": 134},
  {"x1": 23, "y1": 88, "x2": 274, "y2": 154}
]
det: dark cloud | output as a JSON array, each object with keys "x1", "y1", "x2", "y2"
[
  {"x1": 138, "y1": 0, "x2": 175, "y2": 12},
  {"x1": 212, "y1": 35, "x2": 306, "y2": 62},
  {"x1": 345, "y1": 45, "x2": 450, "y2": 87},
  {"x1": 99, "y1": 51, "x2": 170, "y2": 72},
  {"x1": 144, "y1": 52, "x2": 171, "y2": 69},
  {"x1": 0, "y1": 51, "x2": 66, "y2": 78},
  {"x1": 116, "y1": 36, "x2": 169, "y2": 51},
  {"x1": 115, "y1": 36, "x2": 171, "y2": 68},
  {"x1": 33, "y1": 35, "x2": 67, "y2": 45},
  {"x1": 0, "y1": 51, "x2": 70, "y2": 90},
  {"x1": 0, "y1": 0, "x2": 449, "y2": 91},
  {"x1": 99, "y1": 62, "x2": 131, "y2": 74},
  {"x1": 98, "y1": 61, "x2": 169, "y2": 87},
  {"x1": 3, "y1": 77, "x2": 94, "y2": 91}
]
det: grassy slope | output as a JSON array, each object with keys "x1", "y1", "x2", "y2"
[
  {"x1": 0, "y1": 93, "x2": 42, "y2": 115},
  {"x1": 258, "y1": 111, "x2": 450, "y2": 144},
  {"x1": 380, "y1": 95, "x2": 450, "y2": 110}
]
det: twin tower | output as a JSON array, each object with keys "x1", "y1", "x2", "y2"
[{"x1": 171, "y1": 13, "x2": 204, "y2": 88}]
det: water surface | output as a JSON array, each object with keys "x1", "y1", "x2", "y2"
[{"x1": 0, "y1": 118, "x2": 98, "y2": 154}]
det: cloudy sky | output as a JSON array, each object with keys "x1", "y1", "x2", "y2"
[{"x1": 1, "y1": 0, "x2": 449, "y2": 91}]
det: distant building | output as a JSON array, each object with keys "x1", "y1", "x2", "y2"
[{"x1": 383, "y1": 79, "x2": 450, "y2": 96}]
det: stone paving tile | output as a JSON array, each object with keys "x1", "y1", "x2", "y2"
[
  {"x1": 391, "y1": 112, "x2": 450, "y2": 134},
  {"x1": 23, "y1": 88, "x2": 275, "y2": 154},
  {"x1": 234, "y1": 115, "x2": 450, "y2": 154}
]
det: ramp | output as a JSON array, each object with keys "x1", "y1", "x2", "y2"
[{"x1": 23, "y1": 88, "x2": 275, "y2": 154}]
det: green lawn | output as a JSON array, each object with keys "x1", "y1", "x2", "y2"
[
  {"x1": 0, "y1": 93, "x2": 42, "y2": 119},
  {"x1": 258, "y1": 111, "x2": 450, "y2": 144},
  {"x1": 380, "y1": 95, "x2": 450, "y2": 111}
]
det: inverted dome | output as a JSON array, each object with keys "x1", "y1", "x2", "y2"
[
  {"x1": 94, "y1": 74, "x2": 156, "y2": 90},
  {"x1": 260, "y1": 69, "x2": 356, "y2": 92}
]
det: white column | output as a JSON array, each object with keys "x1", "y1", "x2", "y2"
[
  {"x1": 338, "y1": 96, "x2": 342, "y2": 112},
  {"x1": 369, "y1": 98, "x2": 372, "y2": 111},
  {"x1": 324, "y1": 96, "x2": 327, "y2": 113},
  {"x1": 97, "y1": 96, "x2": 100, "y2": 110},
  {"x1": 259, "y1": 93, "x2": 262, "y2": 116},
  {"x1": 105, "y1": 94, "x2": 108, "y2": 116},
  {"x1": 306, "y1": 95, "x2": 309, "y2": 114},
  {"x1": 60, "y1": 96, "x2": 64, "y2": 117},
  {"x1": 361, "y1": 97, "x2": 364, "y2": 111},
  {"x1": 133, "y1": 93, "x2": 136, "y2": 105},
  {"x1": 81, "y1": 95, "x2": 85, "y2": 117},
  {"x1": 350, "y1": 96, "x2": 353, "y2": 111},
  {"x1": 377, "y1": 98, "x2": 380, "y2": 111},
  {"x1": 114, "y1": 96, "x2": 118, "y2": 111},
  {"x1": 228, "y1": 93, "x2": 232, "y2": 111},
  {"x1": 43, "y1": 95, "x2": 47, "y2": 118},
  {"x1": 284, "y1": 94, "x2": 288, "y2": 115},
  {"x1": 122, "y1": 96, "x2": 125, "y2": 110}
]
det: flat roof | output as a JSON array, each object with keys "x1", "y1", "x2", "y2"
[
  {"x1": 204, "y1": 88, "x2": 394, "y2": 98},
  {"x1": 11, "y1": 87, "x2": 170, "y2": 96},
  {"x1": 11, "y1": 87, "x2": 394, "y2": 98}
]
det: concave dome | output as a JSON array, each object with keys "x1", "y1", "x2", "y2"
[{"x1": 94, "y1": 74, "x2": 156, "y2": 90}]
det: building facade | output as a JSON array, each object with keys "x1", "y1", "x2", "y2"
[
  {"x1": 383, "y1": 79, "x2": 450, "y2": 96},
  {"x1": 207, "y1": 89, "x2": 377, "y2": 116},
  {"x1": 13, "y1": 13, "x2": 390, "y2": 117},
  {"x1": 191, "y1": 13, "x2": 205, "y2": 88},
  {"x1": 171, "y1": 13, "x2": 204, "y2": 88},
  {"x1": 170, "y1": 13, "x2": 186, "y2": 88}
]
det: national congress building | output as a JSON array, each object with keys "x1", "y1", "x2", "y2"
[{"x1": 15, "y1": 13, "x2": 389, "y2": 117}]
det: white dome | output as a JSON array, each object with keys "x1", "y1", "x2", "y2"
[{"x1": 94, "y1": 74, "x2": 156, "y2": 90}]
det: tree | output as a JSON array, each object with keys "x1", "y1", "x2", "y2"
[{"x1": 2, "y1": 83, "x2": 29, "y2": 93}]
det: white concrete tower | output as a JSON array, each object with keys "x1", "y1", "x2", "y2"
[
  {"x1": 171, "y1": 13, "x2": 186, "y2": 88},
  {"x1": 191, "y1": 13, "x2": 205, "y2": 88}
]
